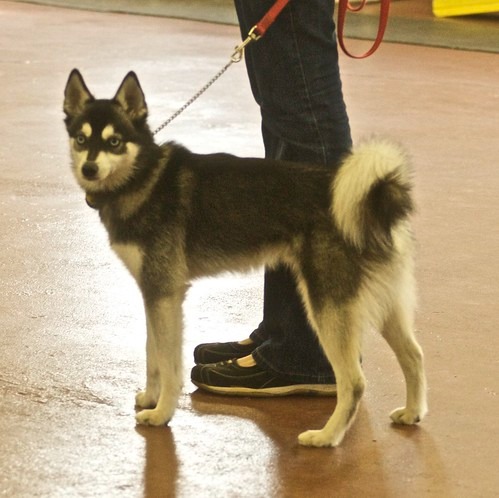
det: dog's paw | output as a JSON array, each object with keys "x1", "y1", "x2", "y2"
[
  {"x1": 135, "y1": 390, "x2": 157, "y2": 409},
  {"x1": 390, "y1": 406, "x2": 425, "y2": 425},
  {"x1": 135, "y1": 408, "x2": 171, "y2": 427},
  {"x1": 298, "y1": 429, "x2": 339, "y2": 448}
]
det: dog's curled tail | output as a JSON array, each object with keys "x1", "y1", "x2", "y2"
[{"x1": 332, "y1": 139, "x2": 413, "y2": 252}]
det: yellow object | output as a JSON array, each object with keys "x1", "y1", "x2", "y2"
[{"x1": 433, "y1": 0, "x2": 499, "y2": 17}]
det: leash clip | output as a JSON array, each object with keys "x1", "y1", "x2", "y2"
[{"x1": 231, "y1": 25, "x2": 262, "y2": 62}]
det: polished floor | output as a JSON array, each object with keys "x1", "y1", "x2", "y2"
[{"x1": 1, "y1": 2, "x2": 499, "y2": 497}]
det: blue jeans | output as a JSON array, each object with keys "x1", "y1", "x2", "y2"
[{"x1": 234, "y1": 0, "x2": 352, "y2": 382}]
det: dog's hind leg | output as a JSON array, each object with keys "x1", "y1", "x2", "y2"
[
  {"x1": 381, "y1": 280, "x2": 428, "y2": 425},
  {"x1": 135, "y1": 293, "x2": 185, "y2": 426},
  {"x1": 298, "y1": 306, "x2": 366, "y2": 447}
]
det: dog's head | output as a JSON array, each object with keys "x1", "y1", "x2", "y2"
[{"x1": 63, "y1": 69, "x2": 151, "y2": 198}]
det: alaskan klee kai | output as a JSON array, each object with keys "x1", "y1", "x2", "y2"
[{"x1": 63, "y1": 70, "x2": 427, "y2": 447}]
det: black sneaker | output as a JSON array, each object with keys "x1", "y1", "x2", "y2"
[
  {"x1": 193, "y1": 340, "x2": 257, "y2": 364},
  {"x1": 191, "y1": 360, "x2": 337, "y2": 397}
]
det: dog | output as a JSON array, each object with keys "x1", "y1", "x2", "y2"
[{"x1": 63, "y1": 69, "x2": 427, "y2": 447}]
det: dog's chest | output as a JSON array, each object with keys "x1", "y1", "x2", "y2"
[{"x1": 111, "y1": 243, "x2": 144, "y2": 282}]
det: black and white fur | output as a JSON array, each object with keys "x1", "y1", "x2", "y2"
[{"x1": 63, "y1": 69, "x2": 427, "y2": 447}]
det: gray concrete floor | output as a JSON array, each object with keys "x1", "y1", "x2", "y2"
[{"x1": 1, "y1": 1, "x2": 499, "y2": 497}]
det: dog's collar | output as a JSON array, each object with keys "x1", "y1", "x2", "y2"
[{"x1": 85, "y1": 193, "x2": 100, "y2": 210}]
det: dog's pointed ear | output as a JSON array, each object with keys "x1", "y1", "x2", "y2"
[
  {"x1": 114, "y1": 71, "x2": 148, "y2": 121},
  {"x1": 64, "y1": 69, "x2": 94, "y2": 118}
]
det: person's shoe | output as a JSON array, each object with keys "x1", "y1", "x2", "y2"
[
  {"x1": 193, "y1": 340, "x2": 257, "y2": 364},
  {"x1": 191, "y1": 360, "x2": 337, "y2": 397}
]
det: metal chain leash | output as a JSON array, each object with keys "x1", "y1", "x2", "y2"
[
  {"x1": 153, "y1": 58, "x2": 235, "y2": 136},
  {"x1": 152, "y1": 29, "x2": 260, "y2": 136}
]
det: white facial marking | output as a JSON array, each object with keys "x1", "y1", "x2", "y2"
[
  {"x1": 102, "y1": 125, "x2": 115, "y2": 141},
  {"x1": 81, "y1": 122, "x2": 92, "y2": 138}
]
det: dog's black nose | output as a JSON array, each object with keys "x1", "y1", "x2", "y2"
[{"x1": 82, "y1": 162, "x2": 99, "y2": 179}]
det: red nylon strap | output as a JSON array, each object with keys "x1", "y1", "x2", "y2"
[
  {"x1": 253, "y1": 0, "x2": 291, "y2": 38},
  {"x1": 337, "y1": 0, "x2": 391, "y2": 59}
]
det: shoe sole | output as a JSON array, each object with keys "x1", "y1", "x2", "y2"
[{"x1": 191, "y1": 380, "x2": 337, "y2": 397}]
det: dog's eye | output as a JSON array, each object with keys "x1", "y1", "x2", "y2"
[
  {"x1": 75, "y1": 133, "x2": 87, "y2": 146},
  {"x1": 108, "y1": 137, "x2": 122, "y2": 148}
]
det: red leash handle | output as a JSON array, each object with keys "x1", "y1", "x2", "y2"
[
  {"x1": 253, "y1": 0, "x2": 292, "y2": 38},
  {"x1": 337, "y1": 0, "x2": 391, "y2": 59},
  {"x1": 236, "y1": 0, "x2": 390, "y2": 60}
]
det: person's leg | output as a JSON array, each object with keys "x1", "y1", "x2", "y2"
[
  {"x1": 240, "y1": 0, "x2": 352, "y2": 381},
  {"x1": 236, "y1": 0, "x2": 352, "y2": 158},
  {"x1": 192, "y1": 0, "x2": 352, "y2": 388},
  {"x1": 250, "y1": 137, "x2": 349, "y2": 383}
]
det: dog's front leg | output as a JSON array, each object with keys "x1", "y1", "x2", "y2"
[
  {"x1": 135, "y1": 294, "x2": 184, "y2": 426},
  {"x1": 135, "y1": 313, "x2": 160, "y2": 409}
]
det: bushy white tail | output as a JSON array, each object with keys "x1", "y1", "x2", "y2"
[{"x1": 332, "y1": 139, "x2": 413, "y2": 252}]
